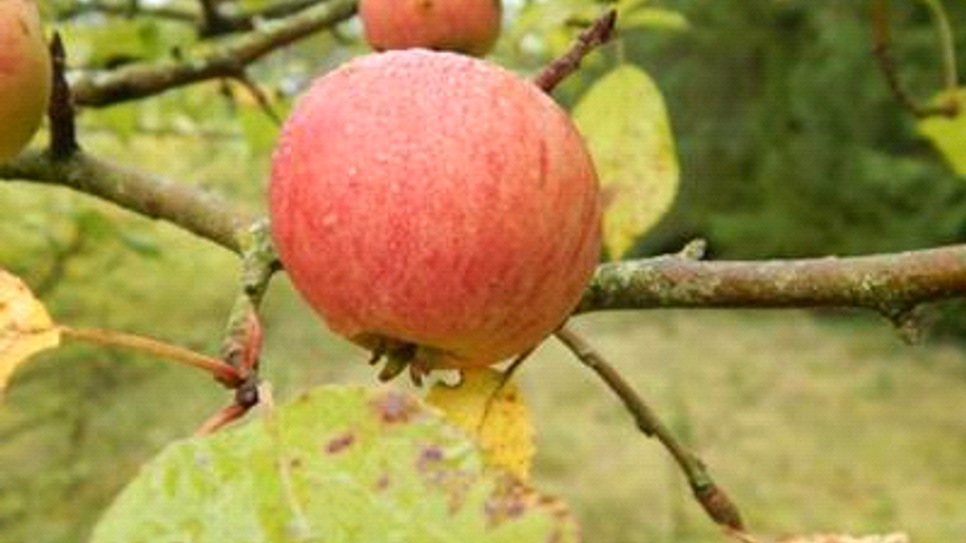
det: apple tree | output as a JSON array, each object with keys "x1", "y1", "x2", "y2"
[{"x1": 1, "y1": 1, "x2": 964, "y2": 542}]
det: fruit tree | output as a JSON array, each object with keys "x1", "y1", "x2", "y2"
[{"x1": 1, "y1": 1, "x2": 965, "y2": 542}]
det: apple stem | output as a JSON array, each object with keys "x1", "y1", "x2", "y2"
[
  {"x1": 59, "y1": 325, "x2": 243, "y2": 386},
  {"x1": 554, "y1": 324, "x2": 745, "y2": 531},
  {"x1": 532, "y1": 9, "x2": 617, "y2": 94}
]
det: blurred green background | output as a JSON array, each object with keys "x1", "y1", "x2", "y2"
[{"x1": 3, "y1": 0, "x2": 966, "y2": 541}]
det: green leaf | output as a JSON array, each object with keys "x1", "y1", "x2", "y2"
[
  {"x1": 917, "y1": 88, "x2": 966, "y2": 175},
  {"x1": 619, "y1": 8, "x2": 690, "y2": 32},
  {"x1": 573, "y1": 64, "x2": 680, "y2": 258},
  {"x1": 90, "y1": 385, "x2": 578, "y2": 543},
  {"x1": 118, "y1": 231, "x2": 162, "y2": 258}
]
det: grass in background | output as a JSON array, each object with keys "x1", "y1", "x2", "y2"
[{"x1": 525, "y1": 311, "x2": 966, "y2": 543}]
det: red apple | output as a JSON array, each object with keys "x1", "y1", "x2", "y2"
[
  {"x1": 359, "y1": 0, "x2": 501, "y2": 57},
  {"x1": 270, "y1": 50, "x2": 601, "y2": 381},
  {"x1": 0, "y1": 0, "x2": 50, "y2": 161}
]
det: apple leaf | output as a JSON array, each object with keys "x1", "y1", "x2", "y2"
[
  {"x1": 425, "y1": 368, "x2": 535, "y2": 482},
  {"x1": 0, "y1": 269, "x2": 60, "y2": 394},
  {"x1": 90, "y1": 385, "x2": 577, "y2": 543},
  {"x1": 619, "y1": 8, "x2": 690, "y2": 32},
  {"x1": 573, "y1": 64, "x2": 680, "y2": 258},
  {"x1": 917, "y1": 88, "x2": 966, "y2": 175}
]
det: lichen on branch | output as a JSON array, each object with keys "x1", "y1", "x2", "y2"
[{"x1": 578, "y1": 246, "x2": 966, "y2": 320}]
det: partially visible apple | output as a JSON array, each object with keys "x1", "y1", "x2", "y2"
[
  {"x1": 270, "y1": 50, "x2": 601, "y2": 381},
  {"x1": 359, "y1": 0, "x2": 501, "y2": 57},
  {"x1": 0, "y1": 0, "x2": 50, "y2": 161}
]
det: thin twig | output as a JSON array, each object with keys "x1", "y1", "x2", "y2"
[
  {"x1": 60, "y1": 326, "x2": 243, "y2": 386},
  {"x1": 922, "y1": 0, "x2": 959, "y2": 93},
  {"x1": 554, "y1": 324, "x2": 744, "y2": 530},
  {"x1": 230, "y1": 74, "x2": 282, "y2": 126},
  {"x1": 195, "y1": 401, "x2": 250, "y2": 434},
  {"x1": 870, "y1": 0, "x2": 958, "y2": 118},
  {"x1": 221, "y1": 219, "x2": 276, "y2": 375},
  {"x1": 532, "y1": 9, "x2": 617, "y2": 93}
]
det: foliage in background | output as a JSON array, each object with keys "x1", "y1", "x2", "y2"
[{"x1": 629, "y1": 0, "x2": 966, "y2": 260}]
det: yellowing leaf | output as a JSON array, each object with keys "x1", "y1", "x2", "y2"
[
  {"x1": 573, "y1": 64, "x2": 680, "y2": 258},
  {"x1": 425, "y1": 368, "x2": 535, "y2": 482},
  {"x1": 918, "y1": 88, "x2": 966, "y2": 175},
  {"x1": 0, "y1": 269, "x2": 60, "y2": 393},
  {"x1": 93, "y1": 385, "x2": 579, "y2": 543}
]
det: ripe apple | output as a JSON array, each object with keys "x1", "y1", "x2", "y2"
[
  {"x1": 0, "y1": 0, "x2": 51, "y2": 161},
  {"x1": 270, "y1": 50, "x2": 601, "y2": 381},
  {"x1": 359, "y1": 0, "x2": 502, "y2": 57}
]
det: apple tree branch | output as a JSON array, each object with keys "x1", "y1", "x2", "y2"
[
  {"x1": 56, "y1": 0, "x2": 350, "y2": 40},
  {"x1": 69, "y1": 0, "x2": 358, "y2": 107},
  {"x1": 576, "y1": 246, "x2": 966, "y2": 334},
  {"x1": 0, "y1": 149, "x2": 255, "y2": 255}
]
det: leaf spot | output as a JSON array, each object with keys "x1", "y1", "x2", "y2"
[{"x1": 325, "y1": 432, "x2": 355, "y2": 454}]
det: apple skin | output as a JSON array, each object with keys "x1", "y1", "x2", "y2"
[
  {"x1": 0, "y1": 0, "x2": 50, "y2": 162},
  {"x1": 270, "y1": 50, "x2": 601, "y2": 376},
  {"x1": 359, "y1": 0, "x2": 501, "y2": 57}
]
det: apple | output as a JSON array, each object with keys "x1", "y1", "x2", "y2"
[
  {"x1": 0, "y1": 0, "x2": 51, "y2": 161},
  {"x1": 270, "y1": 50, "x2": 601, "y2": 381},
  {"x1": 359, "y1": 0, "x2": 501, "y2": 57}
]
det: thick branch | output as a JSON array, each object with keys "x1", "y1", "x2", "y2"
[
  {"x1": 0, "y1": 150, "x2": 254, "y2": 254},
  {"x1": 70, "y1": 0, "x2": 358, "y2": 107},
  {"x1": 578, "y1": 247, "x2": 966, "y2": 317}
]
